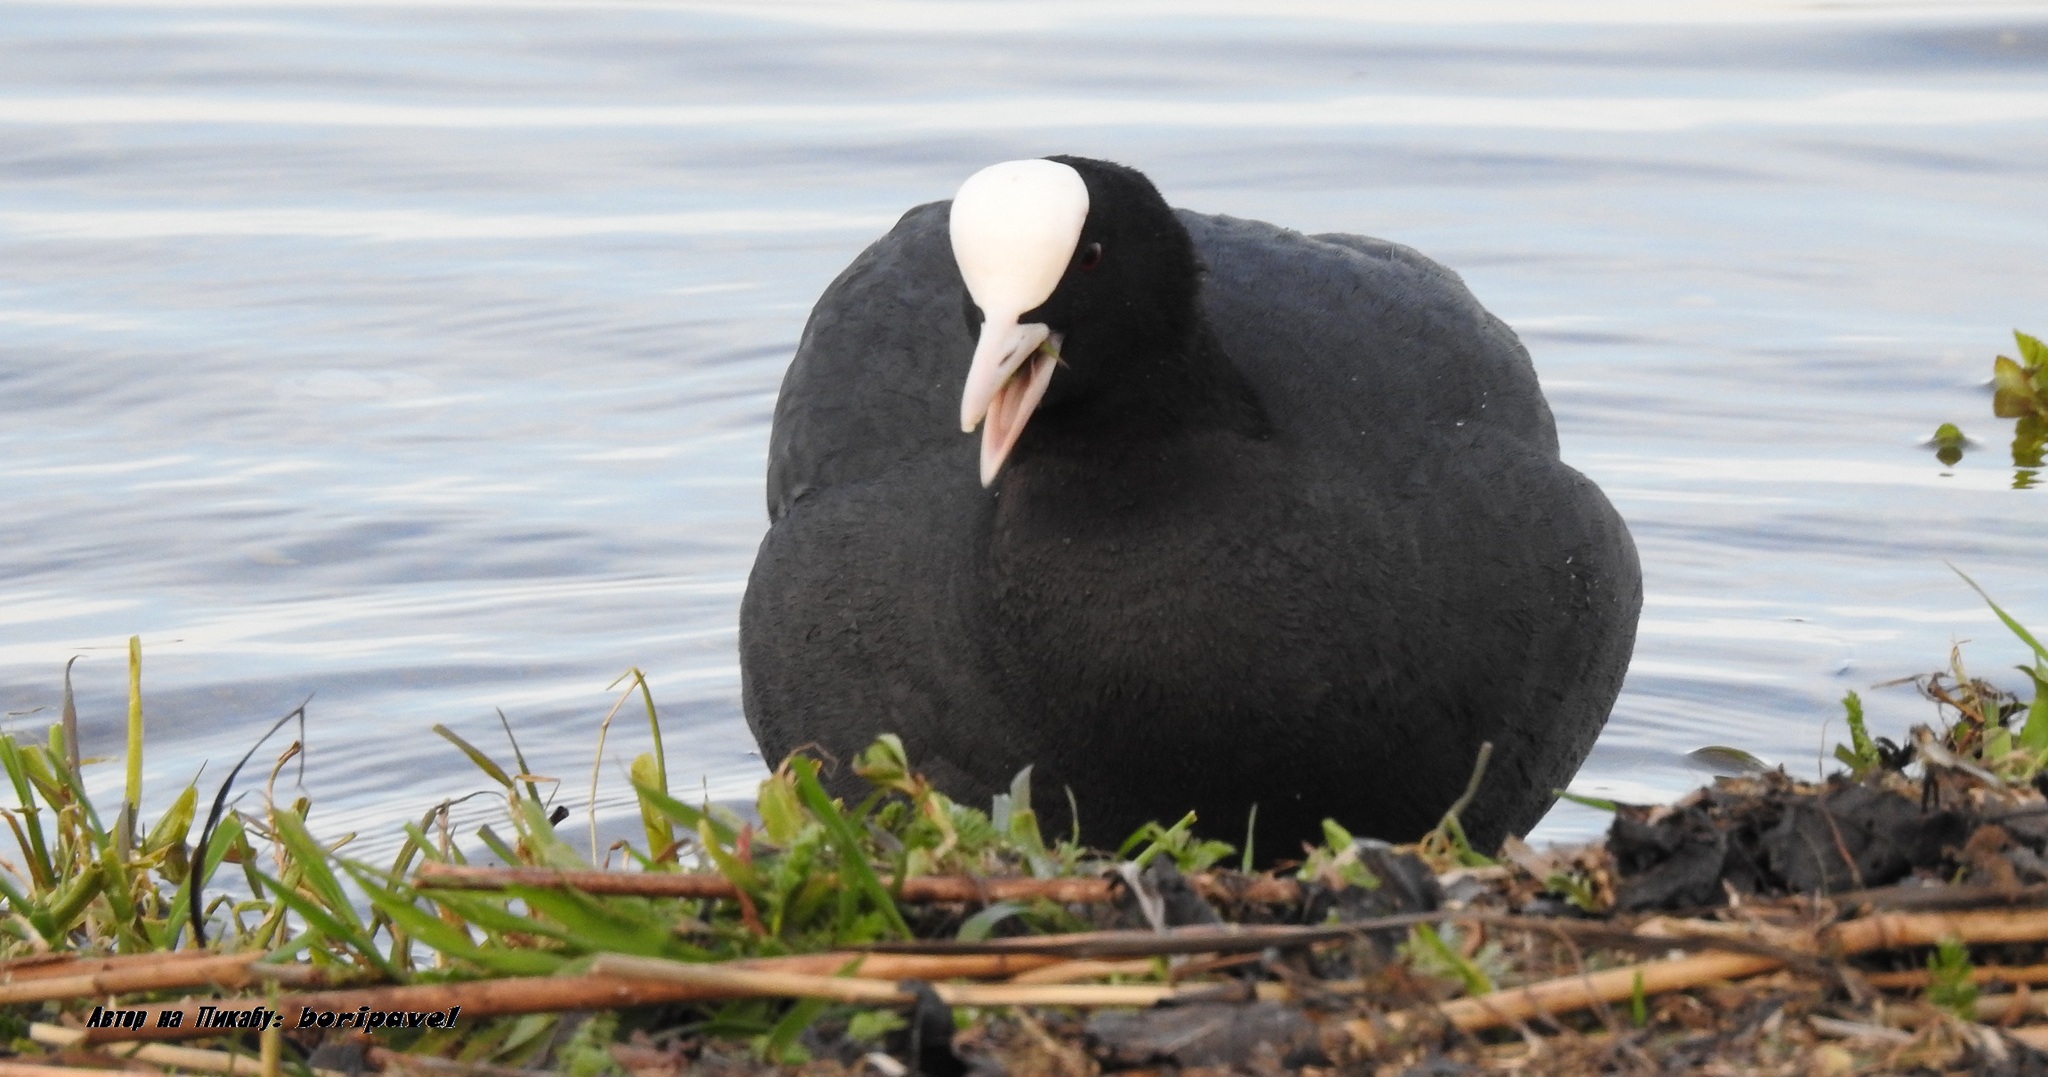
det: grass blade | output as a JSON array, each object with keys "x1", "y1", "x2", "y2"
[
  {"x1": 1954, "y1": 566, "x2": 2048, "y2": 664},
  {"x1": 790, "y1": 757, "x2": 909, "y2": 939},
  {"x1": 434, "y1": 725, "x2": 517, "y2": 789},
  {"x1": 255, "y1": 867, "x2": 400, "y2": 980}
]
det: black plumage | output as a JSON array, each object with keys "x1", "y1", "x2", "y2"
[{"x1": 740, "y1": 157, "x2": 1640, "y2": 857}]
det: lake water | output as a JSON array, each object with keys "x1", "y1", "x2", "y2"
[{"x1": 3, "y1": 0, "x2": 2045, "y2": 860}]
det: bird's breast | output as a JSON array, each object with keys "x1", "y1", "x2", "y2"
[{"x1": 972, "y1": 438, "x2": 1358, "y2": 727}]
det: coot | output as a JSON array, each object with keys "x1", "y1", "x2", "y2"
[{"x1": 740, "y1": 156, "x2": 1640, "y2": 856}]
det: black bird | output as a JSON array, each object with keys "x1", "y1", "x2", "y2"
[{"x1": 740, "y1": 156, "x2": 1640, "y2": 857}]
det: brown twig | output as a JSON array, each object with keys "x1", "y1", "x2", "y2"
[
  {"x1": 1006, "y1": 958, "x2": 1158, "y2": 985},
  {"x1": 366, "y1": 1047, "x2": 547, "y2": 1077},
  {"x1": 858, "y1": 920, "x2": 1418, "y2": 958},
  {"x1": 1832, "y1": 908, "x2": 2048, "y2": 954},
  {"x1": 1867, "y1": 963, "x2": 2048, "y2": 989},
  {"x1": 1972, "y1": 990, "x2": 2047, "y2": 1024},
  {"x1": 0, "y1": 950, "x2": 222, "y2": 983},
  {"x1": 0, "y1": 954, "x2": 323, "y2": 1006},
  {"x1": 0, "y1": 1064, "x2": 159, "y2": 1076},
  {"x1": 411, "y1": 861, "x2": 1303, "y2": 906},
  {"x1": 860, "y1": 912, "x2": 1826, "y2": 972},
  {"x1": 74, "y1": 950, "x2": 1062, "y2": 1045},
  {"x1": 588, "y1": 953, "x2": 1227, "y2": 1008},
  {"x1": 30, "y1": 1022, "x2": 345, "y2": 1077},
  {"x1": 1356, "y1": 905, "x2": 2048, "y2": 1043}
]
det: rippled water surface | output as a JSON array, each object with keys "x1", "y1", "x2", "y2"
[{"x1": 4, "y1": 0, "x2": 2046, "y2": 852}]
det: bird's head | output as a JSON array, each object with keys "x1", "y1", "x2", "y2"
[{"x1": 950, "y1": 155, "x2": 1200, "y2": 486}]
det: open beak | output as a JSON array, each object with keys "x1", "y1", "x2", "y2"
[{"x1": 961, "y1": 316, "x2": 1059, "y2": 486}]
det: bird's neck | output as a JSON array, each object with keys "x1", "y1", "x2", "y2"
[{"x1": 1029, "y1": 322, "x2": 1269, "y2": 447}]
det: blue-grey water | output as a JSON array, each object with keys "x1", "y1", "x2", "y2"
[{"x1": 3, "y1": 1, "x2": 2045, "y2": 859}]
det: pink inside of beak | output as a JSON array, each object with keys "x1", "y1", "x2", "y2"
[{"x1": 980, "y1": 350, "x2": 1057, "y2": 486}]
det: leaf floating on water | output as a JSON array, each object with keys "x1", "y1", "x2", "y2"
[{"x1": 1931, "y1": 422, "x2": 1968, "y2": 466}]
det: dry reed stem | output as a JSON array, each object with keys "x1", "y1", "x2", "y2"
[
  {"x1": 0, "y1": 950, "x2": 220, "y2": 984},
  {"x1": 1428, "y1": 950, "x2": 1784, "y2": 1036},
  {"x1": 0, "y1": 955, "x2": 321, "y2": 1006},
  {"x1": 31, "y1": 1023, "x2": 343, "y2": 1077},
  {"x1": 0, "y1": 1064, "x2": 154, "y2": 1076},
  {"x1": 1836, "y1": 882, "x2": 2048, "y2": 912},
  {"x1": 1354, "y1": 906, "x2": 2048, "y2": 1045},
  {"x1": 1972, "y1": 992, "x2": 2048, "y2": 1024},
  {"x1": 2007, "y1": 1026, "x2": 2048, "y2": 1051},
  {"x1": 412, "y1": 862, "x2": 1303, "y2": 905},
  {"x1": 1833, "y1": 909, "x2": 2048, "y2": 954},
  {"x1": 1869, "y1": 962, "x2": 2048, "y2": 989},
  {"x1": 1005, "y1": 958, "x2": 1158, "y2": 984},
  {"x1": 861, "y1": 921, "x2": 1393, "y2": 958},
  {"x1": 73, "y1": 951, "x2": 1059, "y2": 1045},
  {"x1": 589, "y1": 954, "x2": 1195, "y2": 1008},
  {"x1": 367, "y1": 1046, "x2": 554, "y2": 1077},
  {"x1": 738, "y1": 952, "x2": 1063, "y2": 980}
]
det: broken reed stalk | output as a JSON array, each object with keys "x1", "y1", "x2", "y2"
[
  {"x1": 1359, "y1": 906, "x2": 2048, "y2": 1043},
  {"x1": 858, "y1": 921, "x2": 1402, "y2": 958},
  {"x1": 1971, "y1": 989, "x2": 2042, "y2": 1024},
  {"x1": 0, "y1": 1064, "x2": 136, "y2": 1077},
  {"x1": 1006, "y1": 958, "x2": 1160, "y2": 985},
  {"x1": 1833, "y1": 908, "x2": 2048, "y2": 952},
  {"x1": 0, "y1": 949, "x2": 224, "y2": 983},
  {"x1": 1837, "y1": 882, "x2": 2048, "y2": 912},
  {"x1": 0, "y1": 954, "x2": 322, "y2": 1006},
  {"x1": 366, "y1": 1046, "x2": 547, "y2": 1077},
  {"x1": 31, "y1": 1021, "x2": 346, "y2": 1077},
  {"x1": 411, "y1": 861, "x2": 1304, "y2": 905},
  {"x1": 588, "y1": 954, "x2": 1200, "y2": 1009},
  {"x1": 1868, "y1": 962, "x2": 2048, "y2": 989},
  {"x1": 75, "y1": 951, "x2": 1064, "y2": 1045}
]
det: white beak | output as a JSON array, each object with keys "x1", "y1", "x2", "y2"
[{"x1": 949, "y1": 159, "x2": 1089, "y2": 486}]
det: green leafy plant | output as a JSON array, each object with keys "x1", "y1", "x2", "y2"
[
  {"x1": 1927, "y1": 936, "x2": 1980, "y2": 1019},
  {"x1": 1295, "y1": 818, "x2": 1381, "y2": 891},
  {"x1": 1955, "y1": 568, "x2": 2048, "y2": 759},
  {"x1": 1936, "y1": 330, "x2": 2047, "y2": 487},
  {"x1": 1403, "y1": 923, "x2": 1505, "y2": 997},
  {"x1": 1119, "y1": 811, "x2": 1235, "y2": 874},
  {"x1": 1992, "y1": 330, "x2": 2047, "y2": 421},
  {"x1": 1931, "y1": 422, "x2": 1969, "y2": 467},
  {"x1": 1544, "y1": 869, "x2": 1605, "y2": 914},
  {"x1": 1415, "y1": 742, "x2": 1498, "y2": 870},
  {"x1": 1833, "y1": 690, "x2": 1884, "y2": 779}
]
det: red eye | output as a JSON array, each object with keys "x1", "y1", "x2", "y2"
[{"x1": 1077, "y1": 242, "x2": 1103, "y2": 270}]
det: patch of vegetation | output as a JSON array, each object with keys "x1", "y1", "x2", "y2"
[
  {"x1": 1925, "y1": 936, "x2": 1979, "y2": 1020},
  {"x1": 1931, "y1": 329, "x2": 2047, "y2": 487},
  {"x1": 0, "y1": 576, "x2": 2042, "y2": 1075}
]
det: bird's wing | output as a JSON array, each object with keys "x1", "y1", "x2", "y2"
[
  {"x1": 1182, "y1": 210, "x2": 1560, "y2": 459},
  {"x1": 765, "y1": 202, "x2": 973, "y2": 522}
]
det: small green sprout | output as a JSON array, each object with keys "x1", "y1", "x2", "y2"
[{"x1": 1927, "y1": 936, "x2": 1979, "y2": 1020}]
